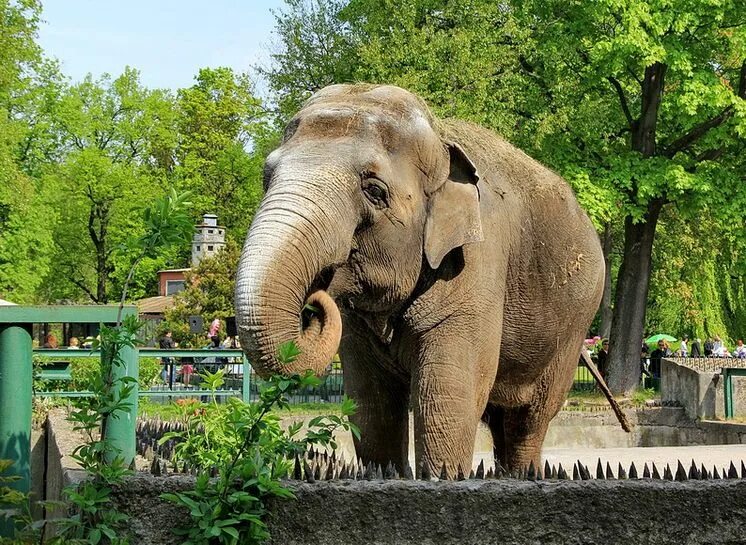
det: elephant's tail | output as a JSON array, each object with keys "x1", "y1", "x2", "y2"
[{"x1": 580, "y1": 350, "x2": 632, "y2": 432}]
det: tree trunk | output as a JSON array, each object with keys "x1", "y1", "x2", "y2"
[
  {"x1": 607, "y1": 199, "x2": 664, "y2": 394},
  {"x1": 599, "y1": 222, "x2": 613, "y2": 339}
]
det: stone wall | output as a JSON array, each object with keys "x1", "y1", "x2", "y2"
[
  {"x1": 111, "y1": 473, "x2": 746, "y2": 545},
  {"x1": 661, "y1": 358, "x2": 746, "y2": 420}
]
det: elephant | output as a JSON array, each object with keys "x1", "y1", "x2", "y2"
[{"x1": 235, "y1": 83, "x2": 606, "y2": 476}]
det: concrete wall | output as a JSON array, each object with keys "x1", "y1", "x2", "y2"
[
  {"x1": 111, "y1": 473, "x2": 746, "y2": 545},
  {"x1": 661, "y1": 359, "x2": 746, "y2": 420}
]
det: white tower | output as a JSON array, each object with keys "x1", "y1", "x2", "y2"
[{"x1": 192, "y1": 214, "x2": 226, "y2": 267}]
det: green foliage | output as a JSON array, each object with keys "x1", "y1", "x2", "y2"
[
  {"x1": 161, "y1": 239, "x2": 241, "y2": 347},
  {"x1": 161, "y1": 342, "x2": 359, "y2": 544},
  {"x1": 175, "y1": 67, "x2": 269, "y2": 239},
  {"x1": 49, "y1": 190, "x2": 195, "y2": 544},
  {"x1": 49, "y1": 319, "x2": 141, "y2": 545},
  {"x1": 0, "y1": 459, "x2": 39, "y2": 544}
]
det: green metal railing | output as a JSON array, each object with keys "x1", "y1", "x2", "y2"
[
  {"x1": 34, "y1": 348, "x2": 250, "y2": 401},
  {"x1": 0, "y1": 305, "x2": 138, "y2": 516}
]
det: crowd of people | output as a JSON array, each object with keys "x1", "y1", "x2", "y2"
[
  {"x1": 588, "y1": 333, "x2": 746, "y2": 382},
  {"x1": 157, "y1": 318, "x2": 243, "y2": 386}
]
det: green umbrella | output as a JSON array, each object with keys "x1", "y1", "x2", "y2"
[{"x1": 645, "y1": 333, "x2": 677, "y2": 344}]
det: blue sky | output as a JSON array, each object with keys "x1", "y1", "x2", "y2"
[{"x1": 37, "y1": 0, "x2": 286, "y2": 91}]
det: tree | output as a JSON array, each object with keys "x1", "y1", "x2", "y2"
[
  {"x1": 260, "y1": 0, "x2": 357, "y2": 119},
  {"x1": 510, "y1": 1, "x2": 746, "y2": 393},
  {"x1": 161, "y1": 239, "x2": 241, "y2": 346},
  {"x1": 0, "y1": 0, "x2": 57, "y2": 303},
  {"x1": 175, "y1": 67, "x2": 268, "y2": 239},
  {"x1": 42, "y1": 68, "x2": 181, "y2": 303}
]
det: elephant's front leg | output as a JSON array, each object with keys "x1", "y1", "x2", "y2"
[
  {"x1": 412, "y1": 336, "x2": 496, "y2": 478},
  {"x1": 339, "y1": 329, "x2": 410, "y2": 473}
]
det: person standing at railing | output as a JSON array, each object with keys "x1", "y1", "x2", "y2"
[
  {"x1": 650, "y1": 340, "x2": 672, "y2": 379},
  {"x1": 680, "y1": 336, "x2": 689, "y2": 358},
  {"x1": 690, "y1": 338, "x2": 702, "y2": 358},
  {"x1": 597, "y1": 339, "x2": 609, "y2": 379},
  {"x1": 43, "y1": 334, "x2": 58, "y2": 348},
  {"x1": 158, "y1": 330, "x2": 176, "y2": 386},
  {"x1": 735, "y1": 340, "x2": 746, "y2": 359}
]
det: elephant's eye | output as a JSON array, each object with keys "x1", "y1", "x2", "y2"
[{"x1": 361, "y1": 174, "x2": 389, "y2": 208}]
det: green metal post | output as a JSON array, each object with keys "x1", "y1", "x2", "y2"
[
  {"x1": 724, "y1": 369, "x2": 734, "y2": 419},
  {"x1": 105, "y1": 341, "x2": 139, "y2": 465},
  {"x1": 0, "y1": 324, "x2": 32, "y2": 537},
  {"x1": 242, "y1": 355, "x2": 250, "y2": 403}
]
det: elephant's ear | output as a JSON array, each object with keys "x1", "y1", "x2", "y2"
[{"x1": 424, "y1": 142, "x2": 484, "y2": 269}]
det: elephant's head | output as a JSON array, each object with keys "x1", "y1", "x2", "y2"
[{"x1": 235, "y1": 84, "x2": 483, "y2": 377}]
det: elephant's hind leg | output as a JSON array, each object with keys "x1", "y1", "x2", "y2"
[
  {"x1": 483, "y1": 403, "x2": 547, "y2": 472},
  {"x1": 486, "y1": 343, "x2": 581, "y2": 471}
]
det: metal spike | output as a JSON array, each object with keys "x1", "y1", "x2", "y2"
[
  {"x1": 476, "y1": 460, "x2": 485, "y2": 479},
  {"x1": 303, "y1": 460, "x2": 314, "y2": 483},
  {"x1": 375, "y1": 465, "x2": 383, "y2": 480},
  {"x1": 439, "y1": 462, "x2": 449, "y2": 481},
  {"x1": 356, "y1": 464, "x2": 364, "y2": 481},
  {"x1": 294, "y1": 456, "x2": 302, "y2": 480},
  {"x1": 643, "y1": 463, "x2": 651, "y2": 479},
  {"x1": 494, "y1": 461, "x2": 504, "y2": 478},
  {"x1": 384, "y1": 462, "x2": 396, "y2": 480},
  {"x1": 728, "y1": 461, "x2": 738, "y2": 479},
  {"x1": 314, "y1": 463, "x2": 321, "y2": 481},
  {"x1": 596, "y1": 459, "x2": 604, "y2": 479},
  {"x1": 663, "y1": 464, "x2": 673, "y2": 481},
  {"x1": 557, "y1": 464, "x2": 568, "y2": 480},
  {"x1": 339, "y1": 463, "x2": 349, "y2": 480},
  {"x1": 323, "y1": 451, "x2": 329, "y2": 464},
  {"x1": 468, "y1": 469, "x2": 475, "y2": 479},
  {"x1": 457, "y1": 465, "x2": 465, "y2": 481},
  {"x1": 307, "y1": 447, "x2": 315, "y2": 460},
  {"x1": 713, "y1": 466, "x2": 721, "y2": 480},
  {"x1": 741, "y1": 461, "x2": 746, "y2": 479},
  {"x1": 404, "y1": 463, "x2": 414, "y2": 480},
  {"x1": 536, "y1": 468, "x2": 542, "y2": 480},
  {"x1": 325, "y1": 462, "x2": 335, "y2": 481},
  {"x1": 605, "y1": 462, "x2": 615, "y2": 480},
  {"x1": 527, "y1": 461, "x2": 536, "y2": 480},
  {"x1": 544, "y1": 461, "x2": 551, "y2": 480},
  {"x1": 150, "y1": 456, "x2": 161, "y2": 476},
  {"x1": 486, "y1": 467, "x2": 495, "y2": 479},
  {"x1": 652, "y1": 463, "x2": 661, "y2": 480},
  {"x1": 618, "y1": 463, "x2": 627, "y2": 480},
  {"x1": 701, "y1": 463, "x2": 709, "y2": 480},
  {"x1": 421, "y1": 461, "x2": 431, "y2": 481},
  {"x1": 629, "y1": 462, "x2": 638, "y2": 479},
  {"x1": 331, "y1": 450, "x2": 336, "y2": 464},
  {"x1": 365, "y1": 462, "x2": 375, "y2": 481},
  {"x1": 550, "y1": 465, "x2": 558, "y2": 480},
  {"x1": 577, "y1": 461, "x2": 590, "y2": 480},
  {"x1": 675, "y1": 461, "x2": 688, "y2": 481},
  {"x1": 688, "y1": 460, "x2": 699, "y2": 480},
  {"x1": 572, "y1": 464, "x2": 580, "y2": 481}
]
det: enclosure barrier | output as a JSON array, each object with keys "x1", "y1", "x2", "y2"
[{"x1": 0, "y1": 305, "x2": 138, "y2": 506}]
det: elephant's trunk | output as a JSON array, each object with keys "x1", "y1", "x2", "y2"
[{"x1": 235, "y1": 162, "x2": 351, "y2": 378}]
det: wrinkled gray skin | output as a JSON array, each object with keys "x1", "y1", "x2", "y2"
[{"x1": 236, "y1": 84, "x2": 604, "y2": 475}]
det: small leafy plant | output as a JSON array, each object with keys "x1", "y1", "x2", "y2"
[
  {"x1": 161, "y1": 342, "x2": 359, "y2": 545},
  {"x1": 0, "y1": 459, "x2": 39, "y2": 545},
  {"x1": 47, "y1": 190, "x2": 194, "y2": 545}
]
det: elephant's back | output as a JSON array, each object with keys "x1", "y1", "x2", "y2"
[{"x1": 439, "y1": 119, "x2": 604, "y2": 401}]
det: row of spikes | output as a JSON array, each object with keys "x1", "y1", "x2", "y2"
[{"x1": 149, "y1": 451, "x2": 746, "y2": 483}]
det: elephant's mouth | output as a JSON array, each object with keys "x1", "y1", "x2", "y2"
[{"x1": 301, "y1": 266, "x2": 337, "y2": 331}]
